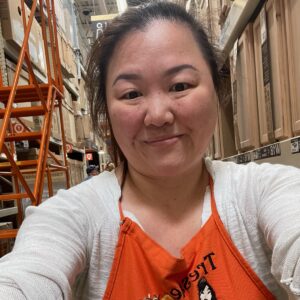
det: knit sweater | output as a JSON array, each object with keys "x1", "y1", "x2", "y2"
[{"x1": 0, "y1": 159, "x2": 300, "y2": 299}]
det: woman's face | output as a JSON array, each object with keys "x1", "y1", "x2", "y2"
[{"x1": 106, "y1": 20, "x2": 217, "y2": 177}]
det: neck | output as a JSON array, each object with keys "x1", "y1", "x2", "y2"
[{"x1": 120, "y1": 160, "x2": 209, "y2": 217}]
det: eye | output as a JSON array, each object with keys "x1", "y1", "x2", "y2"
[
  {"x1": 122, "y1": 90, "x2": 142, "y2": 100},
  {"x1": 170, "y1": 83, "x2": 191, "y2": 92}
]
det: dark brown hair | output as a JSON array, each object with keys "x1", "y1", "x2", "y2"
[{"x1": 86, "y1": 1, "x2": 221, "y2": 166}]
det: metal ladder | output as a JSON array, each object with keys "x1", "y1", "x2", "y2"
[{"x1": 0, "y1": 0, "x2": 70, "y2": 240}]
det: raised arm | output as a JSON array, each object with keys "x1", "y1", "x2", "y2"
[
  {"x1": 0, "y1": 188, "x2": 90, "y2": 300},
  {"x1": 257, "y1": 163, "x2": 300, "y2": 297}
]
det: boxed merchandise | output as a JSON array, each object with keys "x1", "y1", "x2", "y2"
[
  {"x1": 62, "y1": 103, "x2": 77, "y2": 144},
  {"x1": 63, "y1": 1, "x2": 74, "y2": 46},
  {"x1": 0, "y1": 222, "x2": 14, "y2": 257},
  {"x1": 16, "y1": 147, "x2": 39, "y2": 160},
  {"x1": 68, "y1": 158, "x2": 84, "y2": 186},
  {"x1": 63, "y1": 86, "x2": 73, "y2": 109},
  {"x1": 54, "y1": 0, "x2": 66, "y2": 33},
  {"x1": 51, "y1": 107, "x2": 61, "y2": 141},
  {"x1": 79, "y1": 78, "x2": 88, "y2": 111},
  {"x1": 265, "y1": 0, "x2": 292, "y2": 140},
  {"x1": 284, "y1": 0, "x2": 300, "y2": 135},
  {"x1": 0, "y1": 0, "x2": 46, "y2": 75},
  {"x1": 82, "y1": 114, "x2": 93, "y2": 140},
  {"x1": 217, "y1": 99, "x2": 236, "y2": 159},
  {"x1": 230, "y1": 23, "x2": 260, "y2": 152},
  {"x1": 253, "y1": 8, "x2": 275, "y2": 145},
  {"x1": 74, "y1": 115, "x2": 84, "y2": 141}
]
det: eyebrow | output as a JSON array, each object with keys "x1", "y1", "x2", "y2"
[
  {"x1": 112, "y1": 64, "x2": 199, "y2": 86},
  {"x1": 163, "y1": 64, "x2": 199, "y2": 77},
  {"x1": 112, "y1": 73, "x2": 142, "y2": 86}
]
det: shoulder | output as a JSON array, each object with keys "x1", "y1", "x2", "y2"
[
  {"x1": 30, "y1": 171, "x2": 121, "y2": 229},
  {"x1": 206, "y1": 158, "x2": 300, "y2": 195},
  {"x1": 205, "y1": 158, "x2": 300, "y2": 223}
]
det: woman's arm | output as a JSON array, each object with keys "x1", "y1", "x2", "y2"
[
  {"x1": 257, "y1": 163, "x2": 300, "y2": 296},
  {"x1": 0, "y1": 188, "x2": 90, "y2": 300}
]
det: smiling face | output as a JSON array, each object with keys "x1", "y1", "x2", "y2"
[{"x1": 106, "y1": 20, "x2": 218, "y2": 178}]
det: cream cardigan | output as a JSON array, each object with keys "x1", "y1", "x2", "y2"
[{"x1": 0, "y1": 159, "x2": 300, "y2": 299}]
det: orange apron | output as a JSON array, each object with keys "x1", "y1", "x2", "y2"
[{"x1": 103, "y1": 178, "x2": 276, "y2": 299}]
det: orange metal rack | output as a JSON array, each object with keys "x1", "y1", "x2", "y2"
[{"x1": 0, "y1": 0, "x2": 70, "y2": 240}]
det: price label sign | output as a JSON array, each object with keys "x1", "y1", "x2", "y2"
[
  {"x1": 291, "y1": 138, "x2": 300, "y2": 154},
  {"x1": 66, "y1": 143, "x2": 73, "y2": 153},
  {"x1": 12, "y1": 123, "x2": 25, "y2": 134},
  {"x1": 91, "y1": 14, "x2": 117, "y2": 40},
  {"x1": 86, "y1": 153, "x2": 93, "y2": 161}
]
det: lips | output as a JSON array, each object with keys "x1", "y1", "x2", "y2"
[{"x1": 144, "y1": 134, "x2": 183, "y2": 145}]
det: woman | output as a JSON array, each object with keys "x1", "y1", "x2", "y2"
[{"x1": 0, "y1": 1, "x2": 300, "y2": 299}]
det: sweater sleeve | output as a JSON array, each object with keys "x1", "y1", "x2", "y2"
[
  {"x1": 0, "y1": 187, "x2": 90, "y2": 300},
  {"x1": 256, "y1": 163, "x2": 300, "y2": 296}
]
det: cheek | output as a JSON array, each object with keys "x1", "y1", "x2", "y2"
[
  {"x1": 179, "y1": 97, "x2": 217, "y2": 131},
  {"x1": 108, "y1": 104, "x2": 144, "y2": 143}
]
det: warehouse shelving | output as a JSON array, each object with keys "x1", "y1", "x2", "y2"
[
  {"x1": 203, "y1": 0, "x2": 300, "y2": 169},
  {"x1": 0, "y1": 207, "x2": 18, "y2": 219},
  {"x1": 0, "y1": 0, "x2": 71, "y2": 240}
]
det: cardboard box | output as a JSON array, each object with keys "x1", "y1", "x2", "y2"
[
  {"x1": 68, "y1": 158, "x2": 84, "y2": 186},
  {"x1": 63, "y1": 86, "x2": 73, "y2": 109},
  {"x1": 265, "y1": 0, "x2": 292, "y2": 140},
  {"x1": 230, "y1": 23, "x2": 260, "y2": 152},
  {"x1": 82, "y1": 114, "x2": 93, "y2": 140},
  {"x1": 253, "y1": 9, "x2": 275, "y2": 145},
  {"x1": 284, "y1": 0, "x2": 300, "y2": 135},
  {"x1": 54, "y1": 0, "x2": 65, "y2": 33},
  {"x1": 72, "y1": 101, "x2": 82, "y2": 116},
  {"x1": 74, "y1": 115, "x2": 84, "y2": 141},
  {"x1": 51, "y1": 107, "x2": 61, "y2": 141},
  {"x1": 56, "y1": 29, "x2": 66, "y2": 73},
  {"x1": 0, "y1": 0, "x2": 46, "y2": 76},
  {"x1": 62, "y1": 103, "x2": 77, "y2": 144},
  {"x1": 79, "y1": 78, "x2": 88, "y2": 111},
  {"x1": 217, "y1": 99, "x2": 237, "y2": 159},
  {"x1": 0, "y1": 222, "x2": 14, "y2": 258},
  {"x1": 16, "y1": 147, "x2": 39, "y2": 160}
]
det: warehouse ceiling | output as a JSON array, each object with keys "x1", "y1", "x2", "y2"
[
  {"x1": 73, "y1": 0, "x2": 148, "y2": 48},
  {"x1": 73, "y1": 0, "x2": 119, "y2": 53},
  {"x1": 74, "y1": 0, "x2": 118, "y2": 23}
]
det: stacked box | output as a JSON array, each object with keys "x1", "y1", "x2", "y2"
[
  {"x1": 265, "y1": 0, "x2": 292, "y2": 140},
  {"x1": 0, "y1": 222, "x2": 14, "y2": 258},
  {"x1": 63, "y1": 86, "x2": 73, "y2": 109},
  {"x1": 284, "y1": 0, "x2": 300, "y2": 135},
  {"x1": 0, "y1": 0, "x2": 46, "y2": 75},
  {"x1": 68, "y1": 158, "x2": 84, "y2": 186},
  {"x1": 79, "y1": 78, "x2": 88, "y2": 112},
  {"x1": 217, "y1": 95, "x2": 236, "y2": 158},
  {"x1": 230, "y1": 24, "x2": 260, "y2": 152},
  {"x1": 54, "y1": 0, "x2": 66, "y2": 33},
  {"x1": 62, "y1": 103, "x2": 77, "y2": 145},
  {"x1": 253, "y1": 8, "x2": 275, "y2": 146},
  {"x1": 51, "y1": 107, "x2": 62, "y2": 141}
]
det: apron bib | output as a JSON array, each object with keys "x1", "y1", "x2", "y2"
[{"x1": 103, "y1": 178, "x2": 275, "y2": 299}]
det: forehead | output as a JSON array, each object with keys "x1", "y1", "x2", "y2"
[
  {"x1": 120, "y1": 19, "x2": 198, "y2": 50},
  {"x1": 107, "y1": 20, "x2": 206, "y2": 73}
]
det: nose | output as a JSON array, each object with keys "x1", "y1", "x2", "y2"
[{"x1": 143, "y1": 93, "x2": 174, "y2": 127}]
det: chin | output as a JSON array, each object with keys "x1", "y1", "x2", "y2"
[{"x1": 147, "y1": 161, "x2": 193, "y2": 178}]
